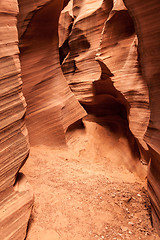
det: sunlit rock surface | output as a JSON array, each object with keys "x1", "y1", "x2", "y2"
[
  {"x1": 62, "y1": 0, "x2": 113, "y2": 101},
  {"x1": 0, "y1": 0, "x2": 160, "y2": 238},
  {"x1": 123, "y1": 0, "x2": 160, "y2": 234},
  {"x1": 61, "y1": 0, "x2": 149, "y2": 152},
  {"x1": 0, "y1": 0, "x2": 33, "y2": 239},
  {"x1": 0, "y1": 174, "x2": 33, "y2": 240},
  {"x1": 99, "y1": 1, "x2": 150, "y2": 150},
  {"x1": 18, "y1": 0, "x2": 86, "y2": 146},
  {"x1": 60, "y1": 0, "x2": 160, "y2": 233}
]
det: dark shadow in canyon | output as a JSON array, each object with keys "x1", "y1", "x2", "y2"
[
  {"x1": 59, "y1": 2, "x2": 150, "y2": 165},
  {"x1": 79, "y1": 60, "x2": 141, "y2": 160}
]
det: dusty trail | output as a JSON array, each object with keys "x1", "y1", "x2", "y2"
[{"x1": 22, "y1": 120, "x2": 159, "y2": 240}]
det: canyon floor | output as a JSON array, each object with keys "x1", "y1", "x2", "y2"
[{"x1": 22, "y1": 118, "x2": 159, "y2": 240}]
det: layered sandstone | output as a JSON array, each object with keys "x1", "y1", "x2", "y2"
[
  {"x1": 61, "y1": 0, "x2": 149, "y2": 155},
  {"x1": 62, "y1": 0, "x2": 113, "y2": 102},
  {"x1": 98, "y1": 1, "x2": 150, "y2": 151},
  {"x1": 18, "y1": 0, "x2": 86, "y2": 146},
  {"x1": 0, "y1": 0, "x2": 160, "y2": 238},
  {"x1": 60, "y1": 0, "x2": 160, "y2": 233},
  {"x1": 0, "y1": 1, "x2": 33, "y2": 239},
  {"x1": 123, "y1": 0, "x2": 160, "y2": 234}
]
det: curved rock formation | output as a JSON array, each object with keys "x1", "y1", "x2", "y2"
[
  {"x1": 60, "y1": 0, "x2": 160, "y2": 233},
  {"x1": 0, "y1": 1, "x2": 33, "y2": 239},
  {"x1": 98, "y1": 2, "x2": 150, "y2": 150},
  {"x1": 60, "y1": 0, "x2": 149, "y2": 158},
  {"x1": 0, "y1": 0, "x2": 160, "y2": 238},
  {"x1": 62, "y1": 0, "x2": 113, "y2": 101},
  {"x1": 18, "y1": 0, "x2": 86, "y2": 146},
  {"x1": 59, "y1": 0, "x2": 73, "y2": 64},
  {"x1": 123, "y1": 0, "x2": 160, "y2": 234}
]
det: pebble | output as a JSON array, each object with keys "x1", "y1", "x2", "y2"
[
  {"x1": 137, "y1": 194, "x2": 141, "y2": 197},
  {"x1": 118, "y1": 233, "x2": 122, "y2": 237},
  {"x1": 128, "y1": 222, "x2": 134, "y2": 226},
  {"x1": 121, "y1": 226, "x2": 128, "y2": 232}
]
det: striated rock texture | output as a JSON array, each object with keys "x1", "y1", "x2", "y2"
[
  {"x1": 0, "y1": 0, "x2": 160, "y2": 238},
  {"x1": 59, "y1": 0, "x2": 74, "y2": 64},
  {"x1": 60, "y1": 0, "x2": 160, "y2": 233},
  {"x1": 98, "y1": 1, "x2": 150, "y2": 151},
  {"x1": 18, "y1": 0, "x2": 86, "y2": 146},
  {"x1": 62, "y1": 0, "x2": 113, "y2": 101},
  {"x1": 123, "y1": 0, "x2": 160, "y2": 234},
  {"x1": 0, "y1": 0, "x2": 33, "y2": 239},
  {"x1": 61, "y1": 0, "x2": 150, "y2": 157}
]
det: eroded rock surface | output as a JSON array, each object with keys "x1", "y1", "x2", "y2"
[
  {"x1": 123, "y1": 0, "x2": 160, "y2": 234},
  {"x1": 0, "y1": 1, "x2": 33, "y2": 239},
  {"x1": 99, "y1": 2, "x2": 150, "y2": 150},
  {"x1": 60, "y1": 0, "x2": 160, "y2": 233},
  {"x1": 62, "y1": 0, "x2": 113, "y2": 101},
  {"x1": 60, "y1": 0, "x2": 150, "y2": 155},
  {"x1": 0, "y1": 0, "x2": 160, "y2": 238},
  {"x1": 0, "y1": 174, "x2": 33, "y2": 240},
  {"x1": 18, "y1": 0, "x2": 86, "y2": 146}
]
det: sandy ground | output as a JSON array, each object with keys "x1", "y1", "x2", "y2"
[{"x1": 22, "y1": 119, "x2": 159, "y2": 240}]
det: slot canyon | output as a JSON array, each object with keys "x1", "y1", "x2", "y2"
[{"x1": 0, "y1": 0, "x2": 160, "y2": 239}]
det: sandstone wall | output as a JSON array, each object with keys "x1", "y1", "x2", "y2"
[
  {"x1": 0, "y1": 0, "x2": 85, "y2": 238},
  {"x1": 61, "y1": 0, "x2": 150, "y2": 155},
  {"x1": 60, "y1": 0, "x2": 160, "y2": 233},
  {"x1": 0, "y1": 1, "x2": 33, "y2": 239},
  {"x1": 123, "y1": 0, "x2": 160, "y2": 234},
  {"x1": 0, "y1": 0, "x2": 159, "y2": 238},
  {"x1": 18, "y1": 0, "x2": 86, "y2": 146}
]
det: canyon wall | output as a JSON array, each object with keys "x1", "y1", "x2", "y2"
[
  {"x1": 0, "y1": 1, "x2": 85, "y2": 237},
  {"x1": 60, "y1": 0, "x2": 160, "y2": 233},
  {"x1": 0, "y1": 0, "x2": 159, "y2": 238},
  {"x1": 18, "y1": 0, "x2": 86, "y2": 146},
  {"x1": 61, "y1": 0, "x2": 150, "y2": 158},
  {"x1": 123, "y1": 0, "x2": 160, "y2": 234},
  {"x1": 0, "y1": 1, "x2": 33, "y2": 239}
]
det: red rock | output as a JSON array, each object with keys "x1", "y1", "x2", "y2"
[
  {"x1": 18, "y1": 0, "x2": 86, "y2": 146},
  {"x1": 0, "y1": 0, "x2": 160, "y2": 237},
  {"x1": 123, "y1": 0, "x2": 160, "y2": 234},
  {"x1": 60, "y1": 0, "x2": 160, "y2": 233},
  {"x1": 0, "y1": 1, "x2": 33, "y2": 239}
]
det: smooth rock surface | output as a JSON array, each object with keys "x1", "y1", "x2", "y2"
[
  {"x1": 62, "y1": 0, "x2": 113, "y2": 101},
  {"x1": 123, "y1": 0, "x2": 160, "y2": 234},
  {"x1": 0, "y1": 0, "x2": 160, "y2": 238},
  {"x1": 60, "y1": 0, "x2": 160, "y2": 233},
  {"x1": 61, "y1": 0, "x2": 150, "y2": 153},
  {"x1": 18, "y1": 0, "x2": 86, "y2": 146}
]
